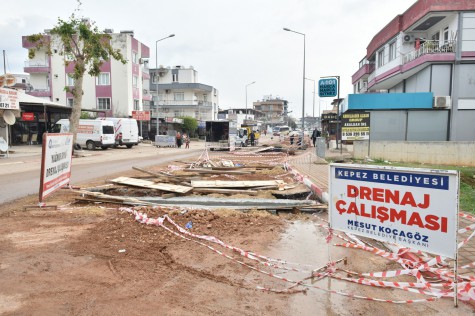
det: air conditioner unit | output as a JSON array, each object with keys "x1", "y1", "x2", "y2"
[
  {"x1": 139, "y1": 58, "x2": 144, "y2": 64},
  {"x1": 433, "y1": 96, "x2": 451, "y2": 109},
  {"x1": 403, "y1": 34, "x2": 415, "y2": 43}
]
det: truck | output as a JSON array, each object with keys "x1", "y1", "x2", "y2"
[
  {"x1": 236, "y1": 123, "x2": 261, "y2": 147},
  {"x1": 205, "y1": 120, "x2": 237, "y2": 151},
  {"x1": 96, "y1": 117, "x2": 139, "y2": 148},
  {"x1": 53, "y1": 119, "x2": 116, "y2": 150}
]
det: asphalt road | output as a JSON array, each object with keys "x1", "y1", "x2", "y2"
[{"x1": 0, "y1": 144, "x2": 203, "y2": 205}]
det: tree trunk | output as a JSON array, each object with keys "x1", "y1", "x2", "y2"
[{"x1": 70, "y1": 65, "x2": 85, "y2": 146}]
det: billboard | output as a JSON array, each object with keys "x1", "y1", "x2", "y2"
[
  {"x1": 341, "y1": 112, "x2": 370, "y2": 140},
  {"x1": 329, "y1": 164, "x2": 459, "y2": 258}
]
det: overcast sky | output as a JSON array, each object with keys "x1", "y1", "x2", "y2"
[{"x1": 1, "y1": 0, "x2": 416, "y2": 118}]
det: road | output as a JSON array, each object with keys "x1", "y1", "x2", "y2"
[{"x1": 0, "y1": 143, "x2": 204, "y2": 204}]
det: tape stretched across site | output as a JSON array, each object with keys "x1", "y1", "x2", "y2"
[{"x1": 116, "y1": 206, "x2": 475, "y2": 303}]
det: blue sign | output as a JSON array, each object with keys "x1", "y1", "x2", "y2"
[{"x1": 319, "y1": 77, "x2": 338, "y2": 97}]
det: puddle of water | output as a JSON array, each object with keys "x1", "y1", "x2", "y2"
[{"x1": 267, "y1": 220, "x2": 352, "y2": 316}]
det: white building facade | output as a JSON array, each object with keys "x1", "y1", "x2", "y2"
[
  {"x1": 150, "y1": 66, "x2": 218, "y2": 123},
  {"x1": 22, "y1": 29, "x2": 151, "y2": 118}
]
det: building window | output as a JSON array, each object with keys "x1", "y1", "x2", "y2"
[
  {"x1": 134, "y1": 99, "x2": 139, "y2": 110},
  {"x1": 174, "y1": 92, "x2": 184, "y2": 101},
  {"x1": 377, "y1": 49, "x2": 385, "y2": 68},
  {"x1": 132, "y1": 76, "x2": 139, "y2": 87},
  {"x1": 174, "y1": 110, "x2": 180, "y2": 117},
  {"x1": 66, "y1": 75, "x2": 75, "y2": 86},
  {"x1": 97, "y1": 73, "x2": 110, "y2": 85},
  {"x1": 443, "y1": 27, "x2": 449, "y2": 44},
  {"x1": 203, "y1": 94, "x2": 208, "y2": 102},
  {"x1": 389, "y1": 41, "x2": 397, "y2": 61},
  {"x1": 431, "y1": 32, "x2": 440, "y2": 41},
  {"x1": 97, "y1": 98, "x2": 111, "y2": 110},
  {"x1": 132, "y1": 52, "x2": 138, "y2": 64},
  {"x1": 172, "y1": 73, "x2": 178, "y2": 82},
  {"x1": 67, "y1": 98, "x2": 74, "y2": 107}
]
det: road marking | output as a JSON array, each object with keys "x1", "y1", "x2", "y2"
[{"x1": 0, "y1": 161, "x2": 24, "y2": 166}]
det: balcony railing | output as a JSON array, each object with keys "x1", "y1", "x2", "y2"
[
  {"x1": 157, "y1": 100, "x2": 212, "y2": 107},
  {"x1": 24, "y1": 60, "x2": 49, "y2": 68},
  {"x1": 27, "y1": 89, "x2": 51, "y2": 98},
  {"x1": 402, "y1": 40, "x2": 456, "y2": 65}
]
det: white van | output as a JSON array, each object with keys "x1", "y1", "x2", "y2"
[
  {"x1": 97, "y1": 117, "x2": 139, "y2": 148},
  {"x1": 53, "y1": 119, "x2": 115, "y2": 150}
]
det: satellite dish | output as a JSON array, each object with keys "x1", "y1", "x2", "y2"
[
  {"x1": 3, "y1": 110, "x2": 16, "y2": 125},
  {"x1": 4, "y1": 74, "x2": 16, "y2": 87}
]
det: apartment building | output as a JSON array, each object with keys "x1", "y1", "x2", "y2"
[
  {"x1": 350, "y1": 0, "x2": 475, "y2": 141},
  {"x1": 150, "y1": 65, "x2": 218, "y2": 131},
  {"x1": 253, "y1": 96, "x2": 289, "y2": 127},
  {"x1": 22, "y1": 29, "x2": 151, "y2": 118}
]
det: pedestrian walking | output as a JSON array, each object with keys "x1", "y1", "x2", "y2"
[
  {"x1": 185, "y1": 133, "x2": 190, "y2": 149},
  {"x1": 311, "y1": 128, "x2": 318, "y2": 147},
  {"x1": 176, "y1": 132, "x2": 182, "y2": 148}
]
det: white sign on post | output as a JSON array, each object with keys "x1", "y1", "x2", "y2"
[
  {"x1": 39, "y1": 133, "x2": 74, "y2": 202},
  {"x1": 329, "y1": 164, "x2": 459, "y2": 259}
]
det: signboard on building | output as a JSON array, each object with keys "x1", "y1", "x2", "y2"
[
  {"x1": 318, "y1": 77, "x2": 338, "y2": 98},
  {"x1": 165, "y1": 117, "x2": 183, "y2": 124},
  {"x1": 341, "y1": 112, "x2": 370, "y2": 140},
  {"x1": 22, "y1": 112, "x2": 35, "y2": 121},
  {"x1": 329, "y1": 164, "x2": 459, "y2": 258},
  {"x1": 132, "y1": 110, "x2": 151, "y2": 121},
  {"x1": 321, "y1": 113, "x2": 338, "y2": 121},
  {"x1": 39, "y1": 133, "x2": 74, "y2": 202},
  {"x1": 0, "y1": 88, "x2": 19, "y2": 110}
]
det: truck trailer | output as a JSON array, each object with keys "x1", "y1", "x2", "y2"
[{"x1": 205, "y1": 120, "x2": 237, "y2": 151}]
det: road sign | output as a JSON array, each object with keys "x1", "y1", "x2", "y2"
[{"x1": 319, "y1": 77, "x2": 338, "y2": 97}]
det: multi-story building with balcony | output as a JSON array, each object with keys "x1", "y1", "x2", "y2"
[
  {"x1": 22, "y1": 29, "x2": 151, "y2": 118},
  {"x1": 350, "y1": 0, "x2": 475, "y2": 141},
  {"x1": 149, "y1": 65, "x2": 218, "y2": 132},
  {"x1": 253, "y1": 96, "x2": 289, "y2": 127}
]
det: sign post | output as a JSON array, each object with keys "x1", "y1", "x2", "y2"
[
  {"x1": 319, "y1": 76, "x2": 340, "y2": 152},
  {"x1": 329, "y1": 163, "x2": 459, "y2": 304},
  {"x1": 38, "y1": 133, "x2": 74, "y2": 204}
]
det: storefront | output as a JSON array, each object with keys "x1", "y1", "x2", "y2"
[{"x1": 10, "y1": 92, "x2": 71, "y2": 145}]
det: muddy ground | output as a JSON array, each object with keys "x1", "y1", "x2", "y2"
[{"x1": 0, "y1": 159, "x2": 472, "y2": 315}]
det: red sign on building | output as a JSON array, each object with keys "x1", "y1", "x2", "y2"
[
  {"x1": 22, "y1": 112, "x2": 35, "y2": 121},
  {"x1": 132, "y1": 111, "x2": 151, "y2": 121}
]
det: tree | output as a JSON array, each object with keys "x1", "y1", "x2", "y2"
[
  {"x1": 27, "y1": 7, "x2": 126, "y2": 145},
  {"x1": 181, "y1": 116, "x2": 198, "y2": 137}
]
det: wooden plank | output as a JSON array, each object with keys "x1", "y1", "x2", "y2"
[
  {"x1": 191, "y1": 180, "x2": 284, "y2": 188},
  {"x1": 252, "y1": 146, "x2": 274, "y2": 153},
  {"x1": 132, "y1": 166, "x2": 163, "y2": 177},
  {"x1": 192, "y1": 188, "x2": 258, "y2": 195},
  {"x1": 182, "y1": 169, "x2": 253, "y2": 175},
  {"x1": 110, "y1": 176, "x2": 192, "y2": 194}
]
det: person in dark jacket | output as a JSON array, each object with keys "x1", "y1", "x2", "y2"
[{"x1": 249, "y1": 131, "x2": 255, "y2": 146}]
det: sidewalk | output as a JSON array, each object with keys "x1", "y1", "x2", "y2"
[{"x1": 287, "y1": 145, "x2": 475, "y2": 276}]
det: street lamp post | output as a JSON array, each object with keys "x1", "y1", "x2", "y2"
[
  {"x1": 155, "y1": 34, "x2": 175, "y2": 137},
  {"x1": 305, "y1": 77, "x2": 316, "y2": 127},
  {"x1": 245, "y1": 81, "x2": 256, "y2": 121},
  {"x1": 283, "y1": 27, "x2": 305, "y2": 146}
]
